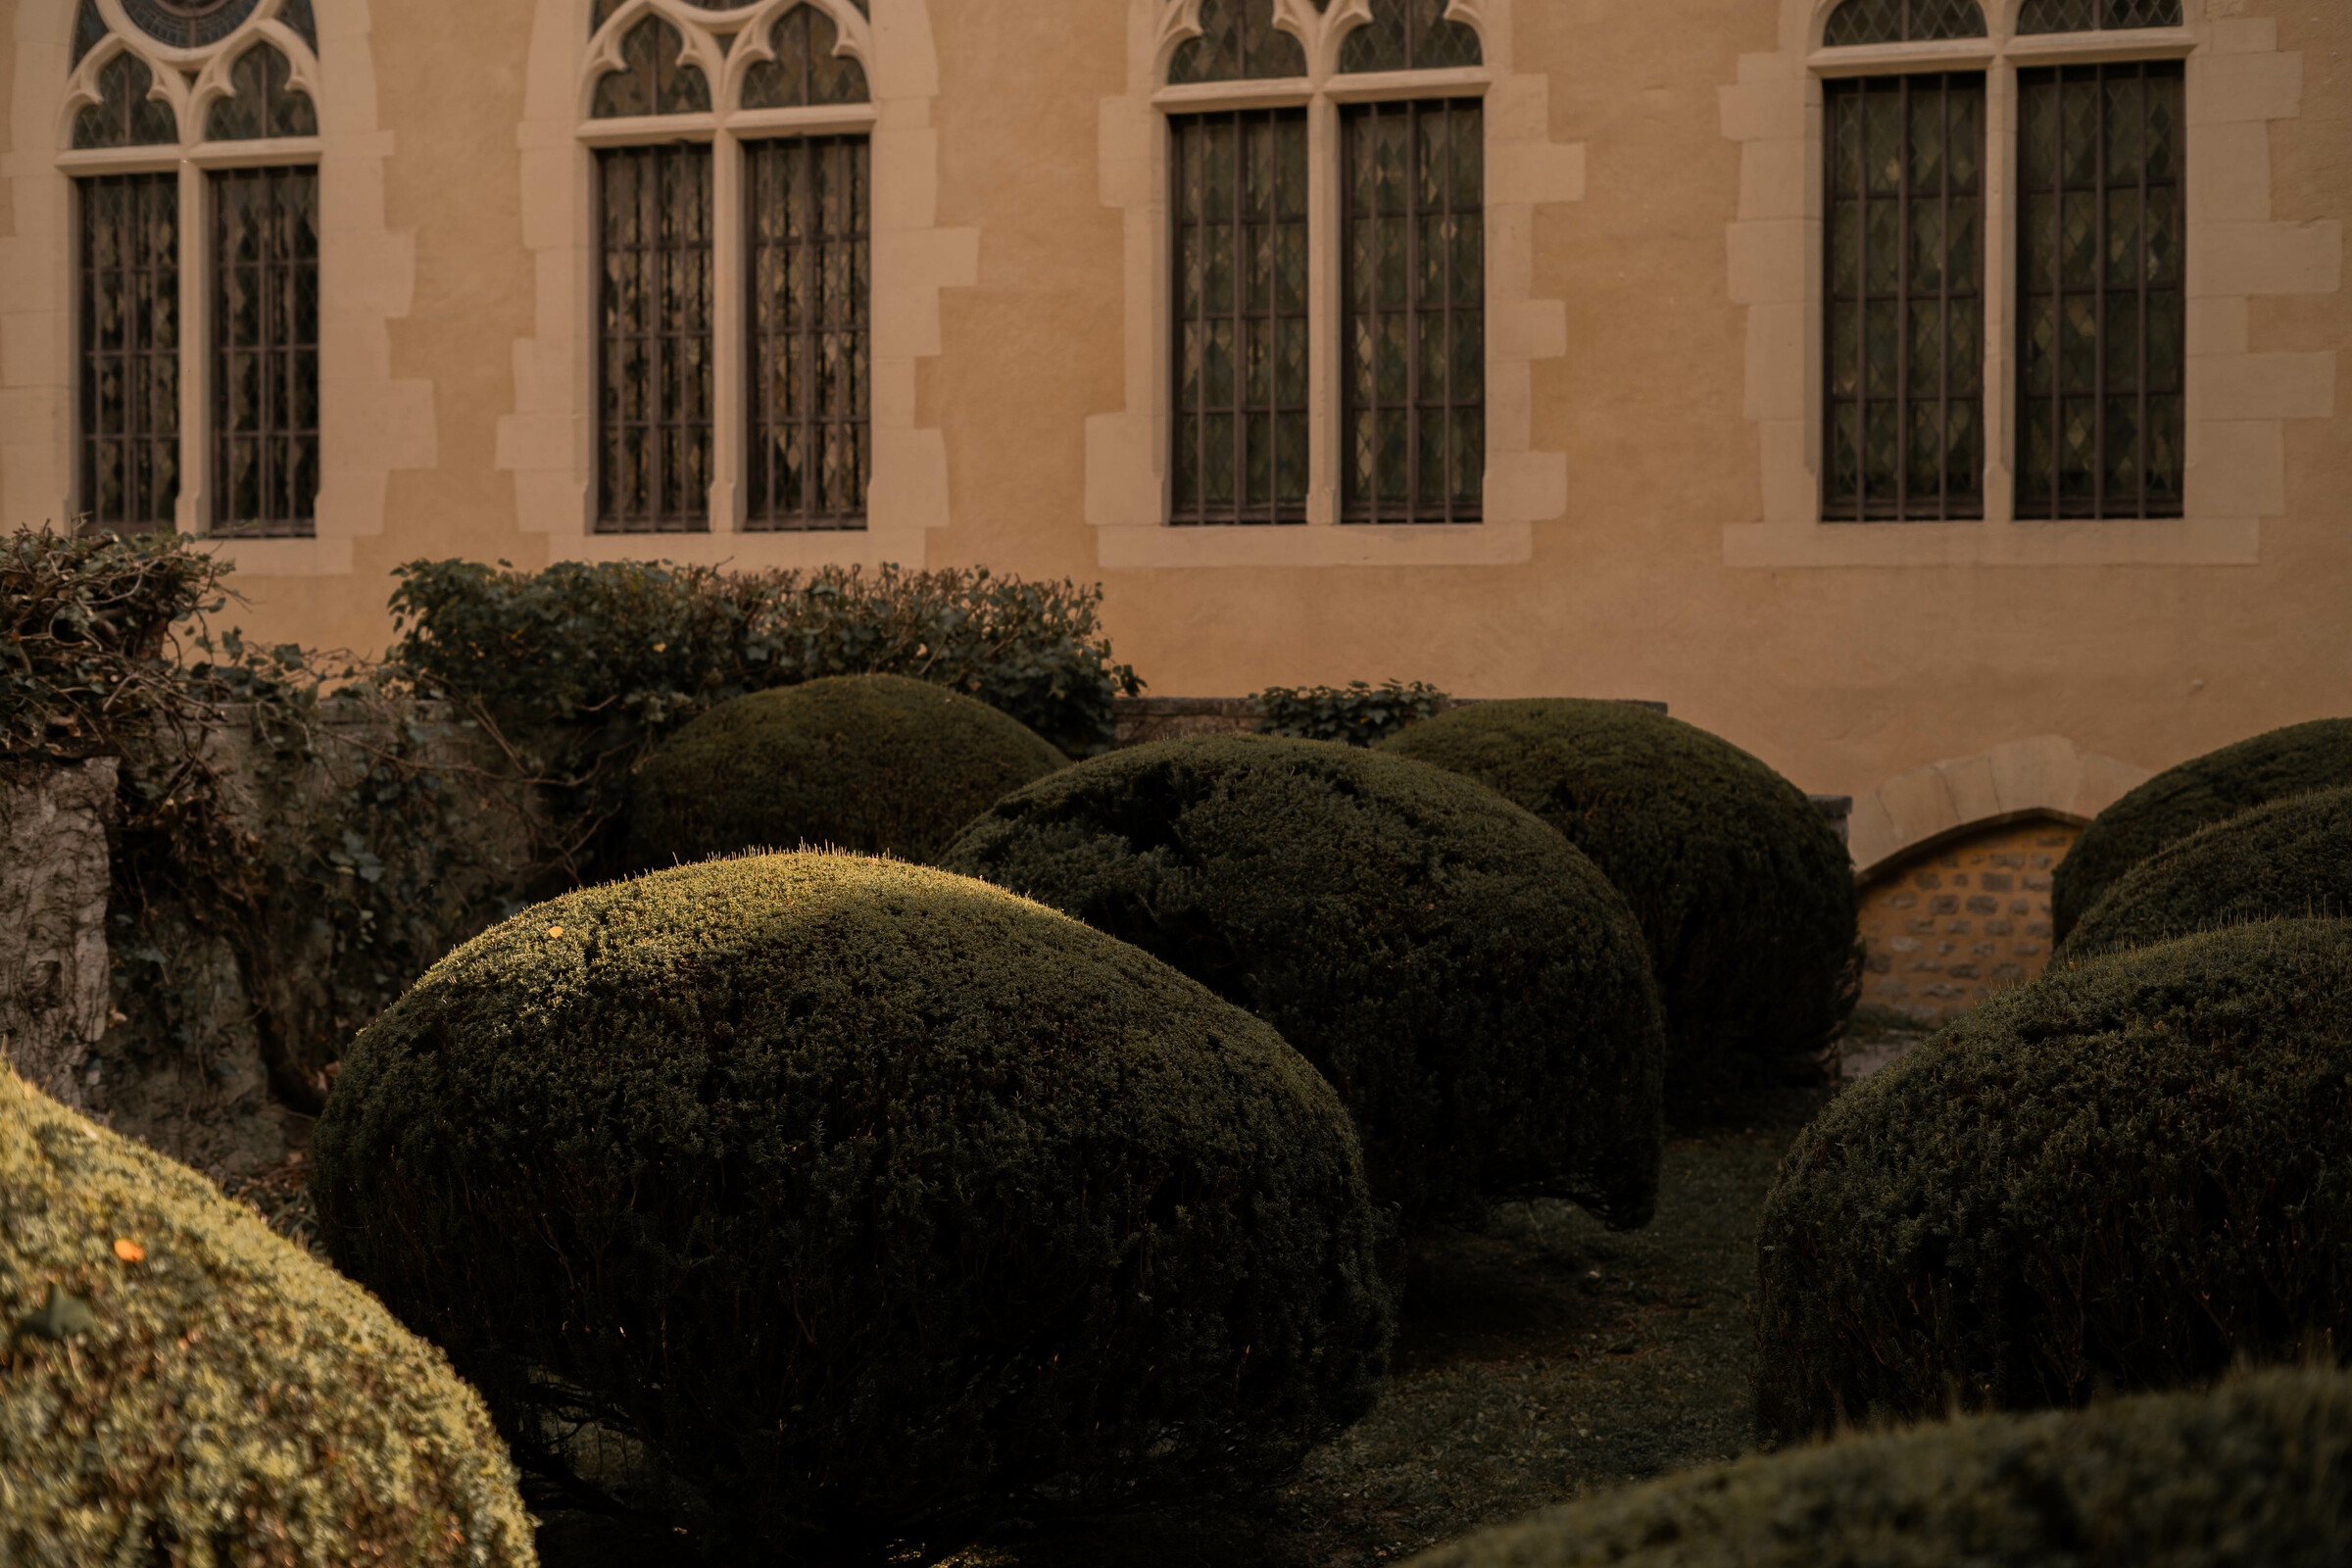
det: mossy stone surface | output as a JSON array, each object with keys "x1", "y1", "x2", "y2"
[
  {"x1": 311, "y1": 852, "x2": 1390, "y2": 1554},
  {"x1": 1405, "y1": 1370, "x2": 2352, "y2": 1568},
  {"x1": 1755, "y1": 919, "x2": 2352, "y2": 1443},
  {"x1": 624, "y1": 672, "x2": 1067, "y2": 868},
  {"x1": 0, "y1": 1068, "x2": 535, "y2": 1568},
  {"x1": 1381, "y1": 700, "x2": 1857, "y2": 1111},
  {"x1": 2052, "y1": 717, "x2": 2352, "y2": 940},
  {"x1": 938, "y1": 734, "x2": 1666, "y2": 1230},
  {"x1": 2058, "y1": 786, "x2": 2352, "y2": 961}
]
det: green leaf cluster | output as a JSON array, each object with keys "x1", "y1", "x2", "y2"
[
  {"x1": 0, "y1": 1066, "x2": 535, "y2": 1566},
  {"x1": 938, "y1": 735, "x2": 1667, "y2": 1230},
  {"x1": 2051, "y1": 717, "x2": 2352, "y2": 940},
  {"x1": 1251, "y1": 678, "x2": 1448, "y2": 747},
  {"x1": 1754, "y1": 918, "x2": 2352, "y2": 1444},
  {"x1": 1382, "y1": 699, "x2": 1858, "y2": 1115},
  {"x1": 310, "y1": 853, "x2": 1391, "y2": 1554},
  {"x1": 388, "y1": 557, "x2": 1145, "y2": 760},
  {"x1": 1406, "y1": 1369, "x2": 2352, "y2": 1568}
]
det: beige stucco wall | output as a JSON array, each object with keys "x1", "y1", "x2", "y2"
[{"x1": 1, "y1": 0, "x2": 2344, "y2": 821}]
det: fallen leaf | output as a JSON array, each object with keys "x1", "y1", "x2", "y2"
[
  {"x1": 547, "y1": 925, "x2": 564, "y2": 938},
  {"x1": 114, "y1": 1239, "x2": 145, "y2": 1263}
]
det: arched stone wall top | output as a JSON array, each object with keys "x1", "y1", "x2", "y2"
[{"x1": 1851, "y1": 735, "x2": 2153, "y2": 880}]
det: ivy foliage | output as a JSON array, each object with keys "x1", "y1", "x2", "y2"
[
  {"x1": 388, "y1": 558, "x2": 1145, "y2": 760},
  {"x1": 1252, "y1": 679, "x2": 1448, "y2": 748}
]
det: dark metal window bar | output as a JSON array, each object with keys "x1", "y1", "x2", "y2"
[
  {"x1": 1342, "y1": 97, "x2": 1483, "y2": 525},
  {"x1": 746, "y1": 135, "x2": 870, "y2": 531},
  {"x1": 2016, "y1": 61, "x2": 2183, "y2": 520},
  {"x1": 596, "y1": 143, "x2": 713, "y2": 533},
  {"x1": 79, "y1": 172, "x2": 180, "y2": 535},
  {"x1": 211, "y1": 165, "x2": 318, "y2": 538},
  {"x1": 1169, "y1": 108, "x2": 1310, "y2": 526},
  {"x1": 1823, "y1": 74, "x2": 1984, "y2": 522}
]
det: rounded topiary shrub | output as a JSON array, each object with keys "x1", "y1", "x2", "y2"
[
  {"x1": 1379, "y1": 699, "x2": 1857, "y2": 1109},
  {"x1": 936, "y1": 734, "x2": 1666, "y2": 1229},
  {"x1": 1754, "y1": 918, "x2": 2352, "y2": 1444},
  {"x1": 2058, "y1": 786, "x2": 2352, "y2": 962},
  {"x1": 0, "y1": 1068, "x2": 534, "y2": 1567},
  {"x1": 2052, "y1": 716, "x2": 2352, "y2": 940},
  {"x1": 624, "y1": 672, "x2": 1068, "y2": 869},
  {"x1": 1404, "y1": 1369, "x2": 2352, "y2": 1568},
  {"x1": 311, "y1": 853, "x2": 1391, "y2": 1555}
]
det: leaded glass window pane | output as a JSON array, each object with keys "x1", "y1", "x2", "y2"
[
  {"x1": 2017, "y1": 0, "x2": 2180, "y2": 32},
  {"x1": 597, "y1": 144, "x2": 713, "y2": 532},
  {"x1": 122, "y1": 0, "x2": 262, "y2": 50},
  {"x1": 1169, "y1": 109, "x2": 1309, "y2": 525},
  {"x1": 1823, "y1": 74, "x2": 1984, "y2": 522},
  {"x1": 1166, "y1": 0, "x2": 1306, "y2": 85},
  {"x1": 1338, "y1": 0, "x2": 1483, "y2": 73},
  {"x1": 79, "y1": 173, "x2": 180, "y2": 535},
  {"x1": 206, "y1": 43, "x2": 318, "y2": 140},
  {"x1": 1822, "y1": 0, "x2": 1986, "y2": 46},
  {"x1": 2017, "y1": 62, "x2": 2183, "y2": 519},
  {"x1": 741, "y1": 5, "x2": 869, "y2": 111},
  {"x1": 592, "y1": 17, "x2": 710, "y2": 119},
  {"x1": 279, "y1": 0, "x2": 318, "y2": 53},
  {"x1": 593, "y1": 0, "x2": 849, "y2": 33},
  {"x1": 73, "y1": 52, "x2": 178, "y2": 149},
  {"x1": 1343, "y1": 98, "x2": 1483, "y2": 524},
  {"x1": 72, "y1": 0, "x2": 109, "y2": 68},
  {"x1": 747, "y1": 135, "x2": 870, "y2": 530},
  {"x1": 211, "y1": 165, "x2": 318, "y2": 538}
]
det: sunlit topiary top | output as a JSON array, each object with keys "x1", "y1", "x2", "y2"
[{"x1": 0, "y1": 1068, "x2": 536, "y2": 1568}]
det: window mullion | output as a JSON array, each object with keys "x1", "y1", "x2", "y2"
[
  {"x1": 710, "y1": 129, "x2": 743, "y2": 533},
  {"x1": 177, "y1": 159, "x2": 205, "y2": 534},
  {"x1": 1306, "y1": 93, "x2": 1337, "y2": 525}
]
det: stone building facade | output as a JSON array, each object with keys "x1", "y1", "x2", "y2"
[{"x1": 1, "y1": 0, "x2": 2344, "y2": 862}]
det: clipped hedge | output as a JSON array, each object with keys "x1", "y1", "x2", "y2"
[
  {"x1": 625, "y1": 673, "x2": 1067, "y2": 868},
  {"x1": 2052, "y1": 717, "x2": 2352, "y2": 940},
  {"x1": 1405, "y1": 1369, "x2": 2352, "y2": 1568},
  {"x1": 311, "y1": 853, "x2": 1391, "y2": 1554},
  {"x1": 1380, "y1": 699, "x2": 1856, "y2": 1109},
  {"x1": 1252, "y1": 679, "x2": 1448, "y2": 747},
  {"x1": 1755, "y1": 918, "x2": 2352, "y2": 1443},
  {"x1": 937, "y1": 735, "x2": 1666, "y2": 1229},
  {"x1": 2058, "y1": 786, "x2": 2352, "y2": 961},
  {"x1": 0, "y1": 1067, "x2": 534, "y2": 1567}
]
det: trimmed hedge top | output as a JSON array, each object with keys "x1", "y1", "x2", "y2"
[
  {"x1": 938, "y1": 734, "x2": 1666, "y2": 1229},
  {"x1": 2053, "y1": 717, "x2": 2352, "y2": 939},
  {"x1": 2058, "y1": 785, "x2": 2352, "y2": 961},
  {"x1": 624, "y1": 672, "x2": 1067, "y2": 868},
  {"x1": 311, "y1": 852, "x2": 1391, "y2": 1553},
  {"x1": 1405, "y1": 1369, "x2": 2352, "y2": 1568},
  {"x1": 1755, "y1": 918, "x2": 2352, "y2": 1443},
  {"x1": 0, "y1": 1068, "x2": 534, "y2": 1567},
  {"x1": 1380, "y1": 699, "x2": 1856, "y2": 1109}
]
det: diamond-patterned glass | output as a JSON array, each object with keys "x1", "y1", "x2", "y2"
[
  {"x1": 1823, "y1": 74, "x2": 1985, "y2": 521},
  {"x1": 73, "y1": 51, "x2": 178, "y2": 149},
  {"x1": 2017, "y1": 62, "x2": 2183, "y2": 518},
  {"x1": 2018, "y1": 0, "x2": 2178, "y2": 30},
  {"x1": 72, "y1": 0, "x2": 108, "y2": 67},
  {"x1": 597, "y1": 144, "x2": 712, "y2": 531},
  {"x1": 206, "y1": 42, "x2": 318, "y2": 141},
  {"x1": 1339, "y1": 0, "x2": 1482, "y2": 73},
  {"x1": 1170, "y1": 110, "x2": 1309, "y2": 524},
  {"x1": 279, "y1": 0, "x2": 318, "y2": 53},
  {"x1": 210, "y1": 165, "x2": 318, "y2": 538},
  {"x1": 593, "y1": 17, "x2": 710, "y2": 118},
  {"x1": 78, "y1": 172, "x2": 180, "y2": 535},
  {"x1": 1824, "y1": 0, "x2": 1984, "y2": 45},
  {"x1": 748, "y1": 135, "x2": 869, "y2": 530},
  {"x1": 742, "y1": 5, "x2": 869, "y2": 110},
  {"x1": 1343, "y1": 98, "x2": 1482, "y2": 523},
  {"x1": 1167, "y1": 0, "x2": 1306, "y2": 84}
]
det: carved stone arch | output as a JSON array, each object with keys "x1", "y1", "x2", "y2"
[
  {"x1": 577, "y1": 2, "x2": 718, "y2": 120},
  {"x1": 720, "y1": 0, "x2": 876, "y2": 109},
  {"x1": 188, "y1": 25, "x2": 323, "y2": 132},
  {"x1": 1849, "y1": 736, "x2": 2153, "y2": 881},
  {"x1": 1154, "y1": 0, "x2": 1318, "y2": 86},
  {"x1": 56, "y1": 30, "x2": 182, "y2": 146}
]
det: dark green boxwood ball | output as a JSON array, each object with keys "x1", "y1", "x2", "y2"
[
  {"x1": 624, "y1": 672, "x2": 1067, "y2": 868},
  {"x1": 1404, "y1": 1369, "x2": 2352, "y2": 1568},
  {"x1": 936, "y1": 734, "x2": 1666, "y2": 1230},
  {"x1": 2052, "y1": 717, "x2": 2352, "y2": 940},
  {"x1": 2058, "y1": 786, "x2": 2352, "y2": 962},
  {"x1": 1380, "y1": 699, "x2": 1857, "y2": 1111},
  {"x1": 310, "y1": 853, "x2": 1392, "y2": 1554},
  {"x1": 1754, "y1": 918, "x2": 2352, "y2": 1444}
]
